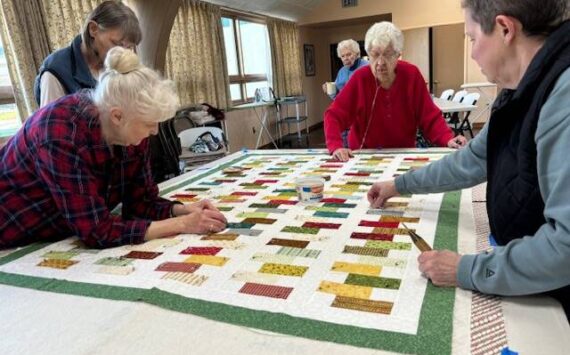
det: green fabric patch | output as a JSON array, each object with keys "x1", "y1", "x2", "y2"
[
  {"x1": 95, "y1": 257, "x2": 133, "y2": 267},
  {"x1": 314, "y1": 211, "x2": 349, "y2": 219},
  {"x1": 41, "y1": 251, "x2": 79, "y2": 260},
  {"x1": 277, "y1": 247, "x2": 321, "y2": 259},
  {"x1": 227, "y1": 222, "x2": 255, "y2": 229},
  {"x1": 281, "y1": 226, "x2": 319, "y2": 235},
  {"x1": 345, "y1": 274, "x2": 401, "y2": 290},
  {"x1": 323, "y1": 203, "x2": 357, "y2": 208},
  {"x1": 365, "y1": 240, "x2": 412, "y2": 251}
]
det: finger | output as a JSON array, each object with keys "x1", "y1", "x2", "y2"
[
  {"x1": 367, "y1": 189, "x2": 377, "y2": 204},
  {"x1": 347, "y1": 150, "x2": 354, "y2": 157},
  {"x1": 205, "y1": 210, "x2": 227, "y2": 223},
  {"x1": 370, "y1": 196, "x2": 384, "y2": 209},
  {"x1": 201, "y1": 199, "x2": 219, "y2": 211}
]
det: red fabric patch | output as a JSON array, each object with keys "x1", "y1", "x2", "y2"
[
  {"x1": 231, "y1": 191, "x2": 258, "y2": 196},
  {"x1": 320, "y1": 164, "x2": 343, "y2": 168},
  {"x1": 170, "y1": 193, "x2": 197, "y2": 198},
  {"x1": 321, "y1": 198, "x2": 346, "y2": 204},
  {"x1": 344, "y1": 172, "x2": 370, "y2": 176},
  {"x1": 124, "y1": 251, "x2": 162, "y2": 259},
  {"x1": 359, "y1": 221, "x2": 400, "y2": 228},
  {"x1": 156, "y1": 262, "x2": 201, "y2": 273},
  {"x1": 239, "y1": 282, "x2": 293, "y2": 299},
  {"x1": 350, "y1": 232, "x2": 394, "y2": 241},
  {"x1": 302, "y1": 222, "x2": 341, "y2": 229},
  {"x1": 180, "y1": 247, "x2": 222, "y2": 255},
  {"x1": 254, "y1": 179, "x2": 278, "y2": 184},
  {"x1": 404, "y1": 157, "x2": 429, "y2": 161}
]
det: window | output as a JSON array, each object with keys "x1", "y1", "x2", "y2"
[
  {"x1": 221, "y1": 14, "x2": 272, "y2": 104},
  {"x1": 0, "y1": 36, "x2": 20, "y2": 139}
]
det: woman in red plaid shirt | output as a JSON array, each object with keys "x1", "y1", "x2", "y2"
[{"x1": 0, "y1": 47, "x2": 227, "y2": 249}]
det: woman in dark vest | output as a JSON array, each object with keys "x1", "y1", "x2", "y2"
[
  {"x1": 34, "y1": 1, "x2": 142, "y2": 108},
  {"x1": 367, "y1": 0, "x2": 570, "y2": 320}
]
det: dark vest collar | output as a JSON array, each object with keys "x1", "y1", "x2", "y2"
[
  {"x1": 70, "y1": 35, "x2": 97, "y2": 87},
  {"x1": 34, "y1": 35, "x2": 97, "y2": 105}
]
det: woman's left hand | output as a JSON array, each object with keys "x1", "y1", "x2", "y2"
[
  {"x1": 447, "y1": 135, "x2": 468, "y2": 149},
  {"x1": 417, "y1": 250, "x2": 461, "y2": 287}
]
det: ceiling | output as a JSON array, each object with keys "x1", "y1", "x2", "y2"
[{"x1": 202, "y1": 0, "x2": 327, "y2": 21}]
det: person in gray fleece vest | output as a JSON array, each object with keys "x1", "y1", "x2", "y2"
[{"x1": 367, "y1": 0, "x2": 570, "y2": 321}]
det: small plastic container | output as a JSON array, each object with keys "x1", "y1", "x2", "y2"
[{"x1": 295, "y1": 177, "x2": 325, "y2": 204}]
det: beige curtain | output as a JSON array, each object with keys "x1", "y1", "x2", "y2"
[
  {"x1": 267, "y1": 18, "x2": 302, "y2": 98},
  {"x1": 165, "y1": 0, "x2": 230, "y2": 109},
  {"x1": 40, "y1": 0, "x2": 101, "y2": 50},
  {"x1": 0, "y1": 0, "x2": 101, "y2": 120},
  {"x1": 0, "y1": 0, "x2": 49, "y2": 118}
]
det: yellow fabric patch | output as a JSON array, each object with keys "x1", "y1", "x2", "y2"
[
  {"x1": 38, "y1": 259, "x2": 78, "y2": 269},
  {"x1": 331, "y1": 261, "x2": 382, "y2": 276},
  {"x1": 317, "y1": 280, "x2": 372, "y2": 299},
  {"x1": 258, "y1": 262, "x2": 308, "y2": 277},
  {"x1": 380, "y1": 216, "x2": 420, "y2": 223},
  {"x1": 184, "y1": 255, "x2": 229, "y2": 266},
  {"x1": 332, "y1": 296, "x2": 393, "y2": 314}
]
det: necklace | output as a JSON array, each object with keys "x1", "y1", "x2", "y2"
[{"x1": 358, "y1": 84, "x2": 380, "y2": 150}]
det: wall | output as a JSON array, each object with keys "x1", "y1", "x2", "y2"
[
  {"x1": 299, "y1": 19, "x2": 382, "y2": 132},
  {"x1": 401, "y1": 28, "x2": 430, "y2": 83},
  {"x1": 299, "y1": 0, "x2": 464, "y2": 29},
  {"x1": 225, "y1": 105, "x2": 280, "y2": 152}
]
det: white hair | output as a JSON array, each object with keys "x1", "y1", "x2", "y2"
[
  {"x1": 92, "y1": 46, "x2": 179, "y2": 123},
  {"x1": 365, "y1": 22, "x2": 404, "y2": 55},
  {"x1": 336, "y1": 39, "x2": 360, "y2": 57}
]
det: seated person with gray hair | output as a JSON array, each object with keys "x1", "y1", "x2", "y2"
[
  {"x1": 324, "y1": 22, "x2": 467, "y2": 161},
  {"x1": 322, "y1": 39, "x2": 368, "y2": 100},
  {"x1": 0, "y1": 47, "x2": 227, "y2": 249}
]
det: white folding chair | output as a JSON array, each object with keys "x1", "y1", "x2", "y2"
[
  {"x1": 451, "y1": 90, "x2": 468, "y2": 103},
  {"x1": 439, "y1": 89, "x2": 455, "y2": 101},
  {"x1": 454, "y1": 92, "x2": 480, "y2": 138}
]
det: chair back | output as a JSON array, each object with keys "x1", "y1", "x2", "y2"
[
  {"x1": 452, "y1": 90, "x2": 468, "y2": 103},
  {"x1": 440, "y1": 89, "x2": 454, "y2": 100},
  {"x1": 462, "y1": 92, "x2": 480, "y2": 106}
]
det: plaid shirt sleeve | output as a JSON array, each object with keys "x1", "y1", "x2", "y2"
[
  {"x1": 35, "y1": 139, "x2": 150, "y2": 248},
  {"x1": 121, "y1": 140, "x2": 175, "y2": 220}
]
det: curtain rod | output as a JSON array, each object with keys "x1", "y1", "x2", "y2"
[{"x1": 220, "y1": 6, "x2": 267, "y2": 20}]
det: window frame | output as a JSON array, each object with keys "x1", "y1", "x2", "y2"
[
  {"x1": 0, "y1": 34, "x2": 19, "y2": 144},
  {"x1": 222, "y1": 11, "x2": 270, "y2": 105}
]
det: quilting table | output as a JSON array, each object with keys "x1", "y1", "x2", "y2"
[{"x1": 1, "y1": 149, "x2": 568, "y2": 354}]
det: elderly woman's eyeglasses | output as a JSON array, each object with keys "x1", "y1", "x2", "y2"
[{"x1": 369, "y1": 50, "x2": 399, "y2": 62}]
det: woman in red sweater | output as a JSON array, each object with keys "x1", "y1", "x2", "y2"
[{"x1": 324, "y1": 21, "x2": 467, "y2": 161}]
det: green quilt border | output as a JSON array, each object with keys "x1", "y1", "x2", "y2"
[{"x1": 0, "y1": 152, "x2": 459, "y2": 354}]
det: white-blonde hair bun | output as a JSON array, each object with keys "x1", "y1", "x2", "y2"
[
  {"x1": 104, "y1": 46, "x2": 141, "y2": 74},
  {"x1": 93, "y1": 46, "x2": 179, "y2": 123}
]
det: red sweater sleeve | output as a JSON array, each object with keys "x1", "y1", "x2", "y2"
[{"x1": 411, "y1": 68, "x2": 454, "y2": 146}]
